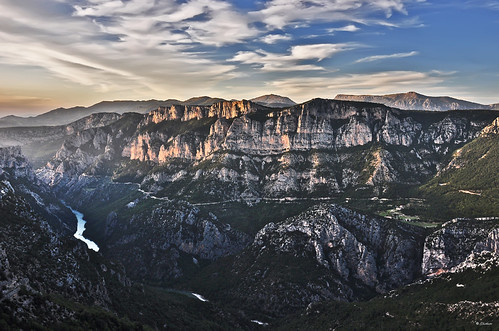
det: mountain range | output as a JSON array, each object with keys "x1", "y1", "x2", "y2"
[
  {"x1": 335, "y1": 91, "x2": 498, "y2": 111},
  {"x1": 250, "y1": 94, "x2": 296, "y2": 108},
  {"x1": 3, "y1": 92, "x2": 496, "y2": 129},
  {"x1": 0, "y1": 96, "x2": 226, "y2": 128},
  {"x1": 1, "y1": 94, "x2": 498, "y2": 329},
  {"x1": 0, "y1": 94, "x2": 297, "y2": 129}
]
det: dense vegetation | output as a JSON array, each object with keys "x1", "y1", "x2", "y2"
[
  {"x1": 419, "y1": 133, "x2": 499, "y2": 219},
  {"x1": 279, "y1": 265, "x2": 499, "y2": 330}
]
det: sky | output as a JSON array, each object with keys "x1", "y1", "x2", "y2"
[{"x1": 0, "y1": 0, "x2": 498, "y2": 116}]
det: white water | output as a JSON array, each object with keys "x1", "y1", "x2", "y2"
[
  {"x1": 191, "y1": 293, "x2": 209, "y2": 302},
  {"x1": 68, "y1": 207, "x2": 100, "y2": 252}
]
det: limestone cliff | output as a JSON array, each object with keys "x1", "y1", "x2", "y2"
[
  {"x1": 189, "y1": 203, "x2": 425, "y2": 317},
  {"x1": 40, "y1": 99, "x2": 498, "y2": 203},
  {"x1": 139, "y1": 100, "x2": 262, "y2": 126},
  {"x1": 127, "y1": 99, "x2": 488, "y2": 163},
  {"x1": 0, "y1": 146, "x2": 34, "y2": 180},
  {"x1": 422, "y1": 218, "x2": 499, "y2": 276},
  {"x1": 123, "y1": 100, "x2": 494, "y2": 200},
  {"x1": 104, "y1": 198, "x2": 252, "y2": 282},
  {"x1": 254, "y1": 204, "x2": 425, "y2": 292},
  {"x1": 0, "y1": 147, "x2": 74, "y2": 235}
]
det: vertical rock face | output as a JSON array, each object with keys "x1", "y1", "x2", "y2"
[
  {"x1": 39, "y1": 99, "x2": 497, "y2": 203},
  {"x1": 0, "y1": 113, "x2": 120, "y2": 151},
  {"x1": 104, "y1": 199, "x2": 251, "y2": 282},
  {"x1": 127, "y1": 99, "x2": 489, "y2": 162},
  {"x1": 481, "y1": 117, "x2": 499, "y2": 136},
  {"x1": 38, "y1": 112, "x2": 143, "y2": 187},
  {"x1": 420, "y1": 116, "x2": 472, "y2": 146},
  {"x1": 422, "y1": 219, "x2": 499, "y2": 275},
  {"x1": 376, "y1": 111, "x2": 422, "y2": 146},
  {"x1": 254, "y1": 204, "x2": 425, "y2": 293},
  {"x1": 194, "y1": 204, "x2": 426, "y2": 317},
  {"x1": 123, "y1": 100, "x2": 492, "y2": 200},
  {"x1": 0, "y1": 147, "x2": 75, "y2": 235},
  {"x1": 139, "y1": 100, "x2": 262, "y2": 127},
  {"x1": 0, "y1": 146, "x2": 35, "y2": 180},
  {"x1": 365, "y1": 149, "x2": 400, "y2": 185}
]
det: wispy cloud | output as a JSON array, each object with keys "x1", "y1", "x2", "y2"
[
  {"x1": 230, "y1": 44, "x2": 353, "y2": 72},
  {"x1": 269, "y1": 70, "x2": 453, "y2": 100},
  {"x1": 253, "y1": 0, "x2": 415, "y2": 30},
  {"x1": 0, "y1": 0, "x2": 448, "y2": 114},
  {"x1": 0, "y1": 1, "x2": 240, "y2": 98},
  {"x1": 74, "y1": 0, "x2": 259, "y2": 47},
  {"x1": 260, "y1": 33, "x2": 292, "y2": 44},
  {"x1": 464, "y1": 1, "x2": 499, "y2": 10},
  {"x1": 327, "y1": 25, "x2": 360, "y2": 33},
  {"x1": 355, "y1": 51, "x2": 419, "y2": 63}
]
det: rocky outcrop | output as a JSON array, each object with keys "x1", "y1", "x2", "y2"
[
  {"x1": 0, "y1": 147, "x2": 75, "y2": 235},
  {"x1": 128, "y1": 99, "x2": 490, "y2": 162},
  {"x1": 0, "y1": 146, "x2": 34, "y2": 180},
  {"x1": 38, "y1": 112, "x2": 143, "y2": 187},
  {"x1": 103, "y1": 198, "x2": 251, "y2": 282},
  {"x1": 254, "y1": 204, "x2": 425, "y2": 293},
  {"x1": 0, "y1": 180, "x2": 131, "y2": 327},
  {"x1": 0, "y1": 113, "x2": 121, "y2": 171},
  {"x1": 139, "y1": 100, "x2": 263, "y2": 126},
  {"x1": 3, "y1": 101, "x2": 498, "y2": 325},
  {"x1": 40, "y1": 99, "x2": 498, "y2": 203},
  {"x1": 437, "y1": 117, "x2": 499, "y2": 174},
  {"x1": 481, "y1": 117, "x2": 499, "y2": 136},
  {"x1": 192, "y1": 204, "x2": 425, "y2": 317},
  {"x1": 187, "y1": 205, "x2": 496, "y2": 319},
  {"x1": 41, "y1": 169, "x2": 251, "y2": 284},
  {"x1": 124, "y1": 100, "x2": 494, "y2": 200},
  {"x1": 422, "y1": 218, "x2": 499, "y2": 275},
  {"x1": 1, "y1": 177, "x2": 246, "y2": 330},
  {"x1": 415, "y1": 115, "x2": 499, "y2": 219},
  {"x1": 335, "y1": 91, "x2": 490, "y2": 111}
]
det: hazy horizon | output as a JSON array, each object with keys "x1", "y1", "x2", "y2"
[
  {"x1": 2, "y1": 90, "x2": 499, "y2": 118},
  {"x1": 1, "y1": 0, "x2": 498, "y2": 117}
]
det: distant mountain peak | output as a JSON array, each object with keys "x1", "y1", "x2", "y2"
[
  {"x1": 490, "y1": 103, "x2": 499, "y2": 110},
  {"x1": 334, "y1": 92, "x2": 491, "y2": 111},
  {"x1": 182, "y1": 96, "x2": 226, "y2": 106},
  {"x1": 250, "y1": 94, "x2": 296, "y2": 108}
]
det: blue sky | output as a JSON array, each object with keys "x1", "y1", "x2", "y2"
[{"x1": 0, "y1": 0, "x2": 498, "y2": 115}]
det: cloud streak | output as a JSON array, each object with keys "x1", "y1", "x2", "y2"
[
  {"x1": 260, "y1": 34, "x2": 292, "y2": 44},
  {"x1": 327, "y1": 25, "x2": 361, "y2": 33},
  {"x1": 230, "y1": 44, "x2": 353, "y2": 72},
  {"x1": 252, "y1": 0, "x2": 414, "y2": 29},
  {"x1": 269, "y1": 70, "x2": 454, "y2": 101},
  {"x1": 355, "y1": 51, "x2": 419, "y2": 63},
  {"x1": 6, "y1": 0, "x2": 491, "y2": 114}
]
